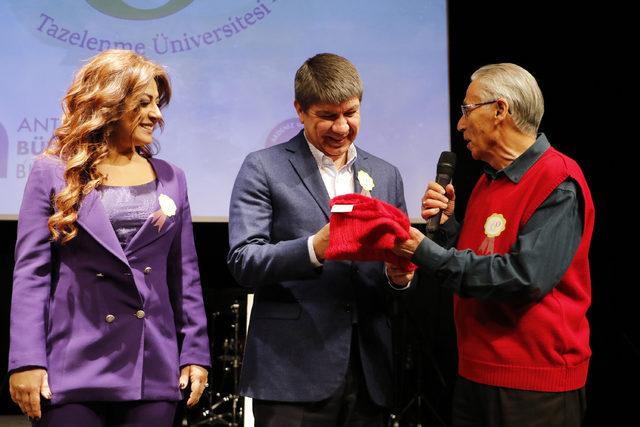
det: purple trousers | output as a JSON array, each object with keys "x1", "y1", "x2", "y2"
[{"x1": 33, "y1": 400, "x2": 178, "y2": 427}]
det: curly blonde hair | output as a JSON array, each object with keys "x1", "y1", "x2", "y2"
[{"x1": 46, "y1": 49, "x2": 171, "y2": 243}]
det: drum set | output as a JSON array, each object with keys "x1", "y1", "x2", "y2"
[{"x1": 185, "y1": 299, "x2": 245, "y2": 427}]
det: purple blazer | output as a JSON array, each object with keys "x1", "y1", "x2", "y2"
[{"x1": 9, "y1": 156, "x2": 210, "y2": 404}]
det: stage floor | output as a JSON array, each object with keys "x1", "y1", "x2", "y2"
[{"x1": 0, "y1": 416, "x2": 29, "y2": 427}]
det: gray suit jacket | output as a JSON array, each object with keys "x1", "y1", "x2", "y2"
[{"x1": 227, "y1": 131, "x2": 407, "y2": 406}]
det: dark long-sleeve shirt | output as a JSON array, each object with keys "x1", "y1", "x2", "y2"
[{"x1": 413, "y1": 135, "x2": 583, "y2": 301}]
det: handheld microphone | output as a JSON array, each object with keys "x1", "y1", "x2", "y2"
[{"x1": 425, "y1": 151, "x2": 457, "y2": 237}]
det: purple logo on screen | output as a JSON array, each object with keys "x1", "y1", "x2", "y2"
[
  {"x1": 0, "y1": 122, "x2": 8, "y2": 178},
  {"x1": 265, "y1": 118, "x2": 303, "y2": 148},
  {"x1": 34, "y1": 1, "x2": 277, "y2": 56},
  {"x1": 86, "y1": 0, "x2": 193, "y2": 20}
]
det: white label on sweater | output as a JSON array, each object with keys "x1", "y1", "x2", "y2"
[{"x1": 331, "y1": 204, "x2": 354, "y2": 213}]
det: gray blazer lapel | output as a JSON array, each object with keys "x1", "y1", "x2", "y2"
[
  {"x1": 353, "y1": 149, "x2": 374, "y2": 197},
  {"x1": 288, "y1": 134, "x2": 331, "y2": 219},
  {"x1": 77, "y1": 190, "x2": 130, "y2": 267}
]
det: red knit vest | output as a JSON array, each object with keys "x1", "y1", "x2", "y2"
[{"x1": 455, "y1": 147, "x2": 595, "y2": 392}]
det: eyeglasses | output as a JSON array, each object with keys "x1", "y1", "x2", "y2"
[{"x1": 460, "y1": 100, "x2": 498, "y2": 117}]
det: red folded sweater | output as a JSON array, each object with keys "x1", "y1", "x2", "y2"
[{"x1": 325, "y1": 193, "x2": 416, "y2": 271}]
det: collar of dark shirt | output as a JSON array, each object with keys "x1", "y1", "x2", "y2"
[{"x1": 483, "y1": 133, "x2": 551, "y2": 183}]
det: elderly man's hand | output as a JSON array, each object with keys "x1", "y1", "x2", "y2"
[
  {"x1": 421, "y1": 181, "x2": 456, "y2": 223},
  {"x1": 393, "y1": 227, "x2": 426, "y2": 259}
]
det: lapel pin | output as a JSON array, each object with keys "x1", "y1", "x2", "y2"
[
  {"x1": 357, "y1": 170, "x2": 375, "y2": 197},
  {"x1": 150, "y1": 194, "x2": 177, "y2": 231}
]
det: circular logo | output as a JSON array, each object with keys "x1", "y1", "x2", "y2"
[
  {"x1": 265, "y1": 118, "x2": 303, "y2": 148},
  {"x1": 86, "y1": 0, "x2": 193, "y2": 20},
  {"x1": 483, "y1": 213, "x2": 506, "y2": 238}
]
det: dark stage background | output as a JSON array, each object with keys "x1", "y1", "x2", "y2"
[{"x1": 1, "y1": 2, "x2": 635, "y2": 425}]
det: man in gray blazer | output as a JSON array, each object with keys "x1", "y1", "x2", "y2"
[{"x1": 227, "y1": 53, "x2": 414, "y2": 426}]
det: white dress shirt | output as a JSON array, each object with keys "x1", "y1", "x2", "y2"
[{"x1": 305, "y1": 135, "x2": 357, "y2": 267}]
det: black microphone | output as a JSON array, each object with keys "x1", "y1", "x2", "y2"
[{"x1": 425, "y1": 151, "x2": 457, "y2": 237}]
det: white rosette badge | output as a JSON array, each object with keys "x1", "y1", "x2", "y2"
[
  {"x1": 150, "y1": 193, "x2": 177, "y2": 231},
  {"x1": 478, "y1": 213, "x2": 506, "y2": 254},
  {"x1": 357, "y1": 170, "x2": 375, "y2": 197}
]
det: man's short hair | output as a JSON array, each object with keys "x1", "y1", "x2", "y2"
[
  {"x1": 295, "y1": 53, "x2": 363, "y2": 111},
  {"x1": 471, "y1": 63, "x2": 544, "y2": 136}
]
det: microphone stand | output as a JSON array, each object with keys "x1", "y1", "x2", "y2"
[{"x1": 389, "y1": 224, "x2": 448, "y2": 427}]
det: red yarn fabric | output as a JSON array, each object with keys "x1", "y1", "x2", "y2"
[{"x1": 325, "y1": 193, "x2": 416, "y2": 271}]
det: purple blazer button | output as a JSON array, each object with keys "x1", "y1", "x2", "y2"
[
  {"x1": 96, "y1": 272, "x2": 104, "y2": 278},
  {"x1": 135, "y1": 310, "x2": 145, "y2": 319},
  {"x1": 105, "y1": 314, "x2": 115, "y2": 323},
  {"x1": 144, "y1": 267, "x2": 152, "y2": 274}
]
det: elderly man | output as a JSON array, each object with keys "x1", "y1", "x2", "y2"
[
  {"x1": 395, "y1": 63, "x2": 594, "y2": 427},
  {"x1": 228, "y1": 53, "x2": 413, "y2": 426}
]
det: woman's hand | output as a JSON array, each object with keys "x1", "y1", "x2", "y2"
[
  {"x1": 179, "y1": 364, "x2": 209, "y2": 407},
  {"x1": 9, "y1": 368, "x2": 51, "y2": 420}
]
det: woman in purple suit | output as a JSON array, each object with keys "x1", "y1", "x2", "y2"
[{"x1": 8, "y1": 50, "x2": 210, "y2": 426}]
